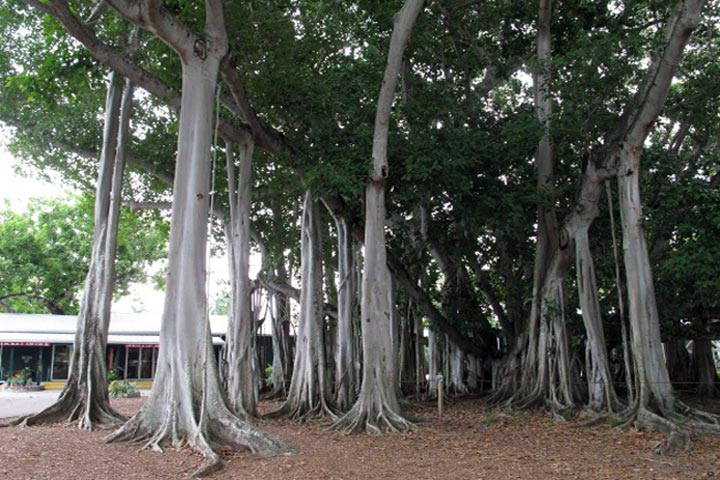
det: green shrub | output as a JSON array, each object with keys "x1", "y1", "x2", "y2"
[
  {"x1": 108, "y1": 380, "x2": 139, "y2": 398},
  {"x1": 107, "y1": 370, "x2": 119, "y2": 382}
]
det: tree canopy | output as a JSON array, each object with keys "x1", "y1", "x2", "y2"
[{"x1": 0, "y1": 0, "x2": 719, "y2": 470}]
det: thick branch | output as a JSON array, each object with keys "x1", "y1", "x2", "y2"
[
  {"x1": 220, "y1": 54, "x2": 291, "y2": 156},
  {"x1": 371, "y1": 0, "x2": 424, "y2": 180},
  {"x1": 24, "y1": 0, "x2": 259, "y2": 148},
  {"x1": 104, "y1": 0, "x2": 194, "y2": 56}
]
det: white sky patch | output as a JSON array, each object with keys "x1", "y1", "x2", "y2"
[{"x1": 0, "y1": 144, "x2": 72, "y2": 213}]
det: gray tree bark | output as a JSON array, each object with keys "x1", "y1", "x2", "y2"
[
  {"x1": 224, "y1": 139, "x2": 257, "y2": 418},
  {"x1": 614, "y1": 0, "x2": 707, "y2": 423},
  {"x1": 103, "y1": 1, "x2": 290, "y2": 474},
  {"x1": 492, "y1": 0, "x2": 712, "y2": 424},
  {"x1": 414, "y1": 307, "x2": 426, "y2": 396},
  {"x1": 693, "y1": 338, "x2": 719, "y2": 399},
  {"x1": 573, "y1": 176, "x2": 620, "y2": 411},
  {"x1": 333, "y1": 0, "x2": 423, "y2": 434},
  {"x1": 268, "y1": 287, "x2": 289, "y2": 397},
  {"x1": 618, "y1": 145, "x2": 675, "y2": 414},
  {"x1": 332, "y1": 214, "x2": 357, "y2": 411},
  {"x1": 12, "y1": 72, "x2": 131, "y2": 430},
  {"x1": 523, "y1": 0, "x2": 560, "y2": 401},
  {"x1": 449, "y1": 342, "x2": 467, "y2": 395},
  {"x1": 274, "y1": 190, "x2": 334, "y2": 420},
  {"x1": 428, "y1": 329, "x2": 439, "y2": 398}
]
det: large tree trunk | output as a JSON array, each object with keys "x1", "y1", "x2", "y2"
[
  {"x1": 265, "y1": 203, "x2": 292, "y2": 399},
  {"x1": 333, "y1": 0, "x2": 423, "y2": 434},
  {"x1": 104, "y1": 2, "x2": 290, "y2": 474},
  {"x1": 607, "y1": 182, "x2": 636, "y2": 406},
  {"x1": 449, "y1": 342, "x2": 467, "y2": 395},
  {"x1": 575, "y1": 221, "x2": 620, "y2": 411},
  {"x1": 537, "y1": 266, "x2": 574, "y2": 408},
  {"x1": 613, "y1": 0, "x2": 708, "y2": 425},
  {"x1": 268, "y1": 288, "x2": 289, "y2": 398},
  {"x1": 618, "y1": 146, "x2": 675, "y2": 414},
  {"x1": 324, "y1": 235, "x2": 339, "y2": 394},
  {"x1": 490, "y1": 0, "x2": 564, "y2": 409},
  {"x1": 274, "y1": 190, "x2": 334, "y2": 420},
  {"x1": 224, "y1": 139, "x2": 257, "y2": 418},
  {"x1": 414, "y1": 306, "x2": 426, "y2": 396},
  {"x1": 693, "y1": 338, "x2": 719, "y2": 399},
  {"x1": 428, "y1": 329, "x2": 439, "y2": 397},
  {"x1": 492, "y1": 0, "x2": 712, "y2": 426},
  {"x1": 666, "y1": 337, "x2": 693, "y2": 389},
  {"x1": 333, "y1": 214, "x2": 357, "y2": 412},
  {"x1": 12, "y1": 72, "x2": 131, "y2": 430},
  {"x1": 523, "y1": 0, "x2": 559, "y2": 400}
]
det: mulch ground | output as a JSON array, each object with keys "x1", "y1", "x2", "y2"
[{"x1": 1, "y1": 397, "x2": 719, "y2": 479}]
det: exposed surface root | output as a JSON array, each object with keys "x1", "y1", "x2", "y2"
[
  {"x1": 607, "y1": 404, "x2": 720, "y2": 457},
  {"x1": 192, "y1": 458, "x2": 223, "y2": 478},
  {"x1": 10, "y1": 385, "x2": 125, "y2": 431},
  {"x1": 332, "y1": 400, "x2": 415, "y2": 435},
  {"x1": 652, "y1": 430, "x2": 694, "y2": 455},
  {"x1": 268, "y1": 396, "x2": 337, "y2": 423},
  {"x1": 260, "y1": 387, "x2": 288, "y2": 402},
  {"x1": 106, "y1": 396, "x2": 294, "y2": 477}
]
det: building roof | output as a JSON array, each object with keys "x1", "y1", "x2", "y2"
[{"x1": 0, "y1": 313, "x2": 227, "y2": 345}]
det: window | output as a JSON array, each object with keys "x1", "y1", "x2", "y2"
[
  {"x1": 51, "y1": 345, "x2": 72, "y2": 380},
  {"x1": 124, "y1": 346, "x2": 158, "y2": 379}
]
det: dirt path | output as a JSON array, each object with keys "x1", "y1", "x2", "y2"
[{"x1": 0, "y1": 398, "x2": 718, "y2": 479}]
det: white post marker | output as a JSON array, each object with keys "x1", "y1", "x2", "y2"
[{"x1": 437, "y1": 374, "x2": 444, "y2": 419}]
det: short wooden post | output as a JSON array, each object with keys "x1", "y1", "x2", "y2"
[{"x1": 437, "y1": 374, "x2": 444, "y2": 419}]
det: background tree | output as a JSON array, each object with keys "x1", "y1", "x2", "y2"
[{"x1": 0, "y1": 194, "x2": 167, "y2": 315}]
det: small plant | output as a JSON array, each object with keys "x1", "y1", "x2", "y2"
[
  {"x1": 107, "y1": 369, "x2": 119, "y2": 382},
  {"x1": 485, "y1": 410, "x2": 494, "y2": 427},
  {"x1": 606, "y1": 415, "x2": 625, "y2": 427},
  {"x1": 7, "y1": 369, "x2": 30, "y2": 387},
  {"x1": 4, "y1": 368, "x2": 43, "y2": 390},
  {"x1": 108, "y1": 379, "x2": 139, "y2": 398},
  {"x1": 559, "y1": 409, "x2": 573, "y2": 421},
  {"x1": 264, "y1": 364, "x2": 273, "y2": 387}
]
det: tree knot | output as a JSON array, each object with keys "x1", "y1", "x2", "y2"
[
  {"x1": 194, "y1": 38, "x2": 208, "y2": 60},
  {"x1": 559, "y1": 227, "x2": 570, "y2": 250}
]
